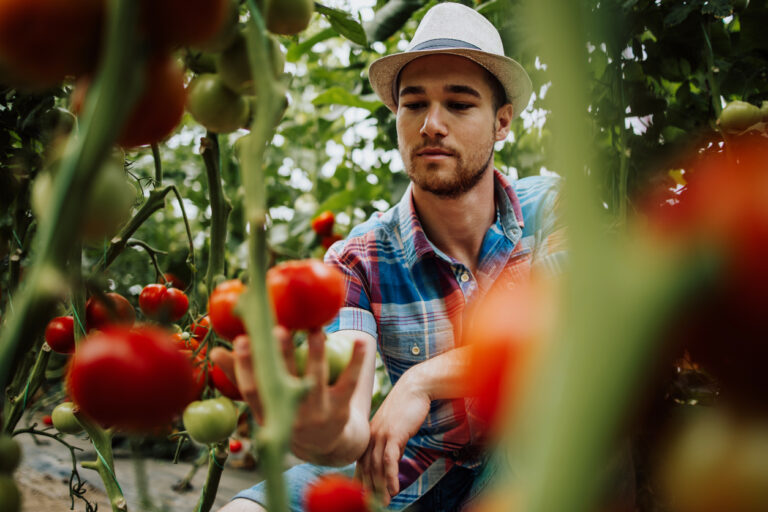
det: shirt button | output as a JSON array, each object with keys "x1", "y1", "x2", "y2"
[
  {"x1": 460, "y1": 273, "x2": 470, "y2": 283},
  {"x1": 411, "y1": 345, "x2": 421, "y2": 356}
]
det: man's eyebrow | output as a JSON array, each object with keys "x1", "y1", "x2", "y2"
[
  {"x1": 445, "y1": 85, "x2": 481, "y2": 98},
  {"x1": 399, "y1": 85, "x2": 425, "y2": 97}
]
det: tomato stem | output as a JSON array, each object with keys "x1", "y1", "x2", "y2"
[
  {"x1": 2, "y1": 343, "x2": 51, "y2": 434},
  {"x1": 201, "y1": 133, "x2": 232, "y2": 296},
  {"x1": 195, "y1": 443, "x2": 229, "y2": 512}
]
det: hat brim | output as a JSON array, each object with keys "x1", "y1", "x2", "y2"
[{"x1": 369, "y1": 48, "x2": 533, "y2": 119}]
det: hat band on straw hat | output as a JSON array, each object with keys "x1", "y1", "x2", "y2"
[{"x1": 410, "y1": 39, "x2": 481, "y2": 51}]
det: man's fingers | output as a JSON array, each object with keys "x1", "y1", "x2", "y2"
[
  {"x1": 232, "y1": 335, "x2": 264, "y2": 423},
  {"x1": 384, "y1": 441, "x2": 401, "y2": 498},
  {"x1": 369, "y1": 436, "x2": 389, "y2": 501},
  {"x1": 330, "y1": 339, "x2": 366, "y2": 398},
  {"x1": 209, "y1": 346, "x2": 235, "y2": 383},
  {"x1": 305, "y1": 328, "x2": 328, "y2": 394},
  {"x1": 273, "y1": 325, "x2": 297, "y2": 375},
  {"x1": 355, "y1": 446, "x2": 374, "y2": 494}
]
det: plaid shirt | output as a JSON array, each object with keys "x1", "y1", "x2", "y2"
[{"x1": 325, "y1": 170, "x2": 563, "y2": 510}]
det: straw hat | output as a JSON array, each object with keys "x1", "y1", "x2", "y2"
[{"x1": 368, "y1": 2, "x2": 532, "y2": 119}]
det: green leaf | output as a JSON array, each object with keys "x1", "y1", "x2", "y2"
[
  {"x1": 314, "y1": 3, "x2": 369, "y2": 47},
  {"x1": 312, "y1": 87, "x2": 383, "y2": 112},
  {"x1": 664, "y1": 2, "x2": 699, "y2": 26},
  {"x1": 285, "y1": 27, "x2": 335, "y2": 62},
  {"x1": 701, "y1": 0, "x2": 733, "y2": 18}
]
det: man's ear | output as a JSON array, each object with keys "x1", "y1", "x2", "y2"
[{"x1": 495, "y1": 104, "x2": 514, "y2": 141}]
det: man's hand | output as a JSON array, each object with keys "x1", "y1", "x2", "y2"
[
  {"x1": 209, "y1": 326, "x2": 375, "y2": 465},
  {"x1": 355, "y1": 370, "x2": 431, "y2": 506}
]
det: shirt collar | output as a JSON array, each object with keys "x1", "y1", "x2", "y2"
[{"x1": 399, "y1": 169, "x2": 524, "y2": 268}]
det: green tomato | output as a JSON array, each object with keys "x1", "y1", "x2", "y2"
[
  {"x1": 0, "y1": 436, "x2": 21, "y2": 473},
  {"x1": 51, "y1": 402, "x2": 83, "y2": 435},
  {"x1": 259, "y1": 0, "x2": 314, "y2": 35},
  {"x1": 216, "y1": 31, "x2": 284, "y2": 96},
  {"x1": 187, "y1": 74, "x2": 249, "y2": 134},
  {"x1": 294, "y1": 332, "x2": 355, "y2": 385},
  {"x1": 183, "y1": 397, "x2": 238, "y2": 444},
  {"x1": 719, "y1": 100, "x2": 763, "y2": 134},
  {"x1": 0, "y1": 476, "x2": 20, "y2": 512}
]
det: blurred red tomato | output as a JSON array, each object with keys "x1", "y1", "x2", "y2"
[
  {"x1": 321, "y1": 234, "x2": 343, "y2": 251},
  {"x1": 304, "y1": 474, "x2": 369, "y2": 512},
  {"x1": 208, "y1": 280, "x2": 247, "y2": 340},
  {"x1": 311, "y1": 211, "x2": 335, "y2": 237},
  {"x1": 85, "y1": 292, "x2": 135, "y2": 332},
  {"x1": 210, "y1": 361, "x2": 243, "y2": 401},
  {"x1": 139, "y1": 283, "x2": 189, "y2": 322},
  {"x1": 141, "y1": 0, "x2": 229, "y2": 49}
]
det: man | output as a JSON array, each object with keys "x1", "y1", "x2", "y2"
[{"x1": 217, "y1": 3, "x2": 561, "y2": 510}]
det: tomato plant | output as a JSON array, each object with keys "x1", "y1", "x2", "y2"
[
  {"x1": 208, "y1": 280, "x2": 247, "y2": 340},
  {"x1": 210, "y1": 361, "x2": 243, "y2": 401},
  {"x1": 139, "y1": 283, "x2": 189, "y2": 322},
  {"x1": 186, "y1": 73, "x2": 249, "y2": 134},
  {"x1": 311, "y1": 211, "x2": 335, "y2": 237},
  {"x1": 44, "y1": 315, "x2": 75, "y2": 354},
  {"x1": 66, "y1": 326, "x2": 197, "y2": 431},
  {"x1": 0, "y1": 0, "x2": 104, "y2": 86},
  {"x1": 85, "y1": 292, "x2": 136, "y2": 331},
  {"x1": 266, "y1": 259, "x2": 345, "y2": 330},
  {"x1": 190, "y1": 315, "x2": 211, "y2": 342},
  {"x1": 51, "y1": 402, "x2": 83, "y2": 435},
  {"x1": 183, "y1": 396, "x2": 238, "y2": 444},
  {"x1": 304, "y1": 474, "x2": 369, "y2": 512}
]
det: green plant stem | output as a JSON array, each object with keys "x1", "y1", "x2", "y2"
[
  {"x1": 151, "y1": 143, "x2": 163, "y2": 184},
  {"x1": 201, "y1": 133, "x2": 232, "y2": 295},
  {"x1": 0, "y1": 0, "x2": 143, "y2": 392},
  {"x1": 701, "y1": 20, "x2": 722, "y2": 120},
  {"x1": 76, "y1": 412, "x2": 126, "y2": 512},
  {"x1": 126, "y1": 239, "x2": 168, "y2": 282},
  {"x1": 239, "y1": 3, "x2": 304, "y2": 511},
  {"x1": 2, "y1": 342, "x2": 50, "y2": 434},
  {"x1": 169, "y1": 185, "x2": 197, "y2": 272},
  {"x1": 195, "y1": 443, "x2": 229, "y2": 512},
  {"x1": 98, "y1": 185, "x2": 174, "y2": 270}
]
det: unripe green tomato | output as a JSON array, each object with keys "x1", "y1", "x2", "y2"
[
  {"x1": 760, "y1": 100, "x2": 768, "y2": 120},
  {"x1": 294, "y1": 332, "x2": 355, "y2": 385},
  {"x1": 259, "y1": 0, "x2": 314, "y2": 35},
  {"x1": 718, "y1": 100, "x2": 763, "y2": 133},
  {"x1": 216, "y1": 31, "x2": 284, "y2": 95},
  {"x1": 187, "y1": 74, "x2": 249, "y2": 134},
  {"x1": 0, "y1": 436, "x2": 21, "y2": 473},
  {"x1": 51, "y1": 402, "x2": 83, "y2": 435},
  {"x1": 0, "y1": 476, "x2": 21, "y2": 512},
  {"x1": 183, "y1": 397, "x2": 238, "y2": 444},
  {"x1": 81, "y1": 158, "x2": 134, "y2": 244}
]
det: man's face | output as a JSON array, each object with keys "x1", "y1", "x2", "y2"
[{"x1": 395, "y1": 54, "x2": 512, "y2": 199}]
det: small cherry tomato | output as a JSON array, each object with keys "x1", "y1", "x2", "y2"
[
  {"x1": 321, "y1": 234, "x2": 343, "y2": 251},
  {"x1": 139, "y1": 284, "x2": 189, "y2": 322},
  {"x1": 160, "y1": 272, "x2": 186, "y2": 290},
  {"x1": 266, "y1": 260, "x2": 345, "y2": 330},
  {"x1": 85, "y1": 292, "x2": 135, "y2": 332},
  {"x1": 304, "y1": 474, "x2": 369, "y2": 512},
  {"x1": 45, "y1": 315, "x2": 76, "y2": 353},
  {"x1": 51, "y1": 402, "x2": 83, "y2": 435},
  {"x1": 190, "y1": 316, "x2": 211, "y2": 342},
  {"x1": 42, "y1": 415, "x2": 53, "y2": 426},
  {"x1": 311, "y1": 211, "x2": 335, "y2": 237},
  {"x1": 208, "y1": 280, "x2": 246, "y2": 340},
  {"x1": 229, "y1": 438, "x2": 243, "y2": 453}
]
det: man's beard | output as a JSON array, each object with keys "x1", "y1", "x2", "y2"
[{"x1": 405, "y1": 141, "x2": 495, "y2": 200}]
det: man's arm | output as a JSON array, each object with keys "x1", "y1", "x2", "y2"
[{"x1": 356, "y1": 346, "x2": 473, "y2": 505}]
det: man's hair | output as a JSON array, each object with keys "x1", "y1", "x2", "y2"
[{"x1": 483, "y1": 68, "x2": 508, "y2": 112}]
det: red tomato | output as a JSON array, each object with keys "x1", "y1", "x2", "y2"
[
  {"x1": 139, "y1": 284, "x2": 189, "y2": 322},
  {"x1": 85, "y1": 292, "x2": 136, "y2": 332},
  {"x1": 66, "y1": 325, "x2": 197, "y2": 431},
  {"x1": 141, "y1": 0, "x2": 229, "y2": 49},
  {"x1": 304, "y1": 474, "x2": 369, "y2": 512},
  {"x1": 44, "y1": 315, "x2": 76, "y2": 354},
  {"x1": 159, "y1": 272, "x2": 186, "y2": 290},
  {"x1": 228, "y1": 438, "x2": 243, "y2": 453},
  {"x1": 321, "y1": 234, "x2": 343, "y2": 251},
  {"x1": 181, "y1": 349, "x2": 210, "y2": 402},
  {"x1": 462, "y1": 278, "x2": 553, "y2": 430},
  {"x1": 210, "y1": 362, "x2": 243, "y2": 401},
  {"x1": 116, "y1": 54, "x2": 187, "y2": 148},
  {"x1": 42, "y1": 414, "x2": 53, "y2": 426},
  {"x1": 266, "y1": 260, "x2": 345, "y2": 330},
  {"x1": 190, "y1": 316, "x2": 211, "y2": 342},
  {"x1": 208, "y1": 280, "x2": 247, "y2": 340},
  {"x1": 172, "y1": 332, "x2": 202, "y2": 353},
  {"x1": 311, "y1": 211, "x2": 335, "y2": 237},
  {"x1": 0, "y1": 0, "x2": 104, "y2": 86}
]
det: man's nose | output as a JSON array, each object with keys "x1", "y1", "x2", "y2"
[{"x1": 419, "y1": 104, "x2": 447, "y2": 139}]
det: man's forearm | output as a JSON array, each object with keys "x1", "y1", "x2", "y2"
[
  {"x1": 291, "y1": 408, "x2": 371, "y2": 467},
  {"x1": 403, "y1": 346, "x2": 474, "y2": 402}
]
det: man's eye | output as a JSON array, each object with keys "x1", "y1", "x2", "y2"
[
  {"x1": 450, "y1": 102, "x2": 473, "y2": 110},
  {"x1": 403, "y1": 102, "x2": 425, "y2": 110}
]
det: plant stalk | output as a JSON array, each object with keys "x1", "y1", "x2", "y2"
[
  {"x1": 195, "y1": 443, "x2": 229, "y2": 512},
  {"x1": 201, "y1": 133, "x2": 232, "y2": 295}
]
